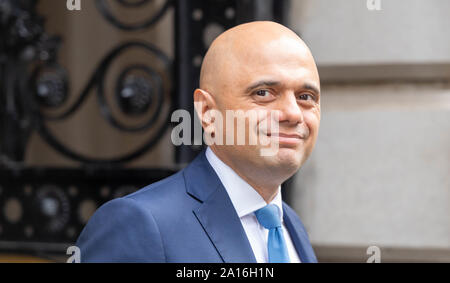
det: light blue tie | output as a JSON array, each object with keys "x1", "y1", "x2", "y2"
[{"x1": 254, "y1": 204, "x2": 290, "y2": 263}]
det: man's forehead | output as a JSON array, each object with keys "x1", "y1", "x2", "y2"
[
  {"x1": 229, "y1": 35, "x2": 317, "y2": 72},
  {"x1": 231, "y1": 34, "x2": 311, "y2": 61},
  {"x1": 234, "y1": 52, "x2": 320, "y2": 90}
]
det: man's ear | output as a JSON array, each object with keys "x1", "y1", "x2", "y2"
[{"x1": 193, "y1": 89, "x2": 216, "y2": 129}]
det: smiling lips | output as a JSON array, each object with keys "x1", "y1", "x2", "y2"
[{"x1": 266, "y1": 132, "x2": 305, "y2": 145}]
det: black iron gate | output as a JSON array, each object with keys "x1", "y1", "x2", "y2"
[{"x1": 0, "y1": 0, "x2": 289, "y2": 259}]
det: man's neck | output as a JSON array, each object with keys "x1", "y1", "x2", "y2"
[{"x1": 209, "y1": 147, "x2": 281, "y2": 204}]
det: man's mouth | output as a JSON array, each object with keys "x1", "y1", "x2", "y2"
[{"x1": 266, "y1": 132, "x2": 305, "y2": 145}]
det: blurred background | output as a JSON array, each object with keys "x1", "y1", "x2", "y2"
[{"x1": 0, "y1": 0, "x2": 449, "y2": 263}]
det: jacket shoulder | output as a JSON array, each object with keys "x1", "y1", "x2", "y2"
[
  {"x1": 124, "y1": 169, "x2": 199, "y2": 222},
  {"x1": 76, "y1": 197, "x2": 165, "y2": 262},
  {"x1": 124, "y1": 170, "x2": 187, "y2": 206}
]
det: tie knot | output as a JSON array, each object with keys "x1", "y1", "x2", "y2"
[{"x1": 254, "y1": 204, "x2": 282, "y2": 229}]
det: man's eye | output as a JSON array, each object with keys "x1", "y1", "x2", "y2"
[
  {"x1": 255, "y1": 90, "x2": 271, "y2": 97},
  {"x1": 298, "y1": 93, "x2": 314, "y2": 101}
]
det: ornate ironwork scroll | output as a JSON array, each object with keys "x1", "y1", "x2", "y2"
[
  {"x1": 0, "y1": 0, "x2": 289, "y2": 257},
  {"x1": 33, "y1": 40, "x2": 173, "y2": 164}
]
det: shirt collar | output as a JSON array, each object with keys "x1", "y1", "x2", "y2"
[{"x1": 205, "y1": 147, "x2": 284, "y2": 220}]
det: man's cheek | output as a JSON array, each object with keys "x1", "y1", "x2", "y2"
[{"x1": 304, "y1": 111, "x2": 320, "y2": 133}]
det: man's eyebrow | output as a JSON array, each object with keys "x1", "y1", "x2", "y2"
[
  {"x1": 303, "y1": 82, "x2": 321, "y2": 95},
  {"x1": 245, "y1": 80, "x2": 281, "y2": 93},
  {"x1": 246, "y1": 80, "x2": 321, "y2": 95}
]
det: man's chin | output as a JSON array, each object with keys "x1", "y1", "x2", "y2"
[
  {"x1": 262, "y1": 147, "x2": 303, "y2": 172},
  {"x1": 281, "y1": 146, "x2": 302, "y2": 160}
]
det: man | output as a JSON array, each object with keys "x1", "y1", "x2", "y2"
[{"x1": 76, "y1": 21, "x2": 321, "y2": 263}]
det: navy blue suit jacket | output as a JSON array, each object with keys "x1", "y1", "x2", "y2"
[{"x1": 76, "y1": 150, "x2": 317, "y2": 263}]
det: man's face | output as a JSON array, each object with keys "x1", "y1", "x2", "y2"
[{"x1": 213, "y1": 35, "x2": 321, "y2": 177}]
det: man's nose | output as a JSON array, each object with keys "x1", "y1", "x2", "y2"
[{"x1": 276, "y1": 93, "x2": 304, "y2": 125}]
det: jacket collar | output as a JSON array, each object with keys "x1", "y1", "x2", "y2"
[{"x1": 183, "y1": 150, "x2": 222, "y2": 203}]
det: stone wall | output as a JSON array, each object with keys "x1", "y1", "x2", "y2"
[{"x1": 289, "y1": 0, "x2": 450, "y2": 262}]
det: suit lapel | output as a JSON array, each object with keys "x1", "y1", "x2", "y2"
[
  {"x1": 193, "y1": 185, "x2": 257, "y2": 263},
  {"x1": 184, "y1": 151, "x2": 257, "y2": 263},
  {"x1": 283, "y1": 203, "x2": 318, "y2": 263}
]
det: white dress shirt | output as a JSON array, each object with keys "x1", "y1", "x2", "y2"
[{"x1": 205, "y1": 147, "x2": 301, "y2": 263}]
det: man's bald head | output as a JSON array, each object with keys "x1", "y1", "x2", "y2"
[
  {"x1": 199, "y1": 21, "x2": 318, "y2": 94},
  {"x1": 194, "y1": 21, "x2": 321, "y2": 199}
]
